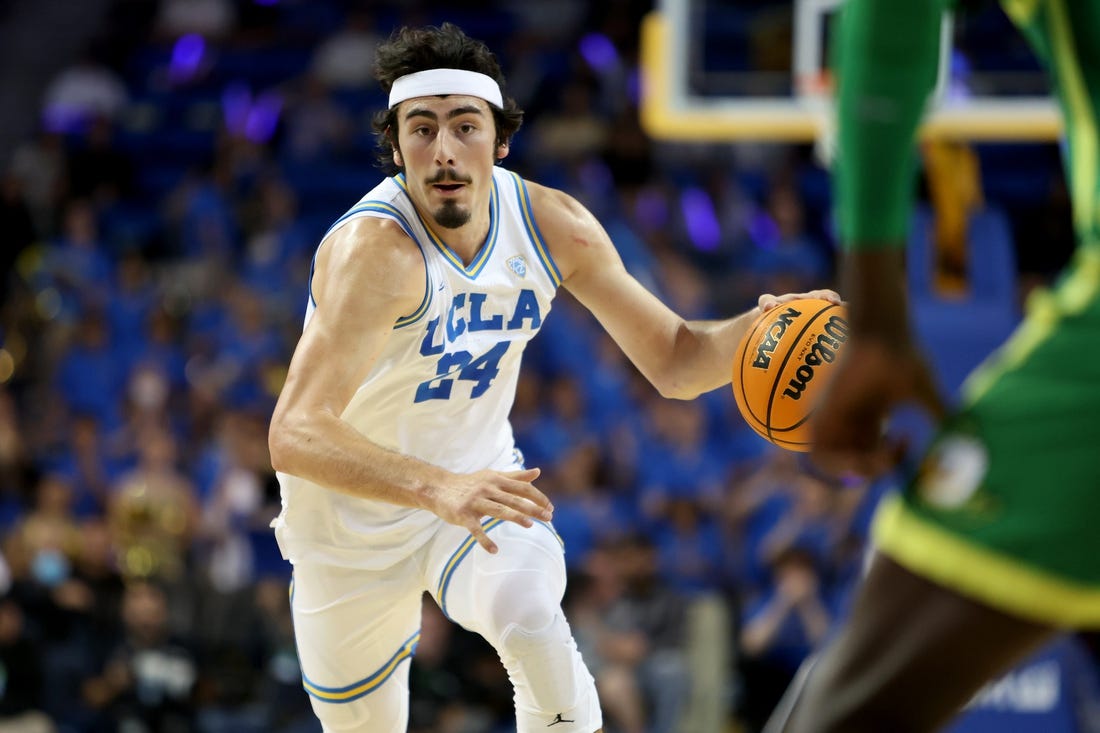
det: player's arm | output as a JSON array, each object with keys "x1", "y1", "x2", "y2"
[
  {"x1": 268, "y1": 218, "x2": 551, "y2": 552},
  {"x1": 835, "y1": 0, "x2": 951, "y2": 342},
  {"x1": 529, "y1": 183, "x2": 836, "y2": 400},
  {"x1": 810, "y1": 0, "x2": 951, "y2": 473}
]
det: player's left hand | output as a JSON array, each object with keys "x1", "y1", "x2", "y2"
[{"x1": 757, "y1": 289, "x2": 843, "y2": 313}]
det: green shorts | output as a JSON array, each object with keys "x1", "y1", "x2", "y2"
[{"x1": 874, "y1": 247, "x2": 1100, "y2": 628}]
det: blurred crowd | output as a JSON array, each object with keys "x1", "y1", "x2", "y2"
[{"x1": 0, "y1": 1, "x2": 1090, "y2": 732}]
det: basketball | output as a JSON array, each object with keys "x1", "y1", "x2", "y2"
[{"x1": 732, "y1": 298, "x2": 850, "y2": 451}]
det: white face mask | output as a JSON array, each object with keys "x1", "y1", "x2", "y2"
[
  {"x1": 130, "y1": 366, "x2": 169, "y2": 410},
  {"x1": 32, "y1": 548, "x2": 70, "y2": 587}
]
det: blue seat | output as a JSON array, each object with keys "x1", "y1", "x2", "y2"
[
  {"x1": 907, "y1": 205, "x2": 936, "y2": 297},
  {"x1": 906, "y1": 204, "x2": 1020, "y2": 396},
  {"x1": 967, "y1": 206, "x2": 1016, "y2": 307}
]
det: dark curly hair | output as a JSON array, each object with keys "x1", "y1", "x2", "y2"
[{"x1": 371, "y1": 23, "x2": 524, "y2": 173}]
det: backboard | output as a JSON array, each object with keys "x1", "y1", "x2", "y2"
[{"x1": 639, "y1": 0, "x2": 1062, "y2": 143}]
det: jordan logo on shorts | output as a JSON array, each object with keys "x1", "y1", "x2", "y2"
[{"x1": 547, "y1": 712, "x2": 575, "y2": 726}]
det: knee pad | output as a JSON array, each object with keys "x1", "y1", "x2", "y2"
[
  {"x1": 447, "y1": 524, "x2": 595, "y2": 720},
  {"x1": 499, "y1": 611, "x2": 582, "y2": 712}
]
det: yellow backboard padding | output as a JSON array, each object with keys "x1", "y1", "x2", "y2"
[{"x1": 639, "y1": 12, "x2": 1062, "y2": 143}]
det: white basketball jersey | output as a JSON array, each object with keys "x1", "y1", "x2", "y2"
[{"x1": 273, "y1": 167, "x2": 562, "y2": 569}]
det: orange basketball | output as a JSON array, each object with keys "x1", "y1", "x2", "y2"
[{"x1": 732, "y1": 298, "x2": 849, "y2": 451}]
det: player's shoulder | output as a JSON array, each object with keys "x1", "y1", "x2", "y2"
[
  {"x1": 326, "y1": 215, "x2": 423, "y2": 272},
  {"x1": 522, "y1": 178, "x2": 587, "y2": 219},
  {"x1": 315, "y1": 215, "x2": 425, "y2": 305},
  {"x1": 515, "y1": 177, "x2": 615, "y2": 281},
  {"x1": 521, "y1": 178, "x2": 598, "y2": 243}
]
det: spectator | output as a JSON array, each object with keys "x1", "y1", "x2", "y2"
[
  {"x1": 108, "y1": 253, "x2": 158, "y2": 364},
  {"x1": 15, "y1": 474, "x2": 82, "y2": 597},
  {"x1": 542, "y1": 441, "x2": 628, "y2": 571},
  {"x1": 565, "y1": 553, "x2": 644, "y2": 733},
  {"x1": 108, "y1": 429, "x2": 198, "y2": 583},
  {"x1": 49, "y1": 414, "x2": 117, "y2": 519},
  {"x1": 126, "y1": 307, "x2": 188, "y2": 411},
  {"x1": 42, "y1": 200, "x2": 114, "y2": 318},
  {"x1": 0, "y1": 389, "x2": 33, "y2": 515},
  {"x1": 7, "y1": 129, "x2": 67, "y2": 238},
  {"x1": 278, "y1": 74, "x2": 355, "y2": 163},
  {"x1": 41, "y1": 52, "x2": 130, "y2": 132},
  {"x1": 602, "y1": 534, "x2": 690, "y2": 733},
  {"x1": 0, "y1": 173, "x2": 37, "y2": 306},
  {"x1": 0, "y1": 598, "x2": 56, "y2": 733},
  {"x1": 66, "y1": 116, "x2": 135, "y2": 207},
  {"x1": 309, "y1": 10, "x2": 382, "y2": 89},
  {"x1": 530, "y1": 77, "x2": 609, "y2": 164},
  {"x1": 153, "y1": 0, "x2": 237, "y2": 42},
  {"x1": 408, "y1": 596, "x2": 501, "y2": 733},
  {"x1": 741, "y1": 182, "x2": 832, "y2": 296},
  {"x1": 737, "y1": 545, "x2": 835, "y2": 733},
  {"x1": 80, "y1": 581, "x2": 199, "y2": 731},
  {"x1": 238, "y1": 175, "x2": 313, "y2": 306},
  {"x1": 250, "y1": 577, "x2": 314, "y2": 732},
  {"x1": 37, "y1": 518, "x2": 125, "y2": 728},
  {"x1": 162, "y1": 159, "x2": 239, "y2": 266},
  {"x1": 63, "y1": 518, "x2": 126, "y2": 658},
  {"x1": 53, "y1": 309, "x2": 124, "y2": 429}
]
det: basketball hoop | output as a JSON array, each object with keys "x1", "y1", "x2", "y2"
[
  {"x1": 795, "y1": 70, "x2": 837, "y2": 167},
  {"x1": 795, "y1": 69, "x2": 834, "y2": 98}
]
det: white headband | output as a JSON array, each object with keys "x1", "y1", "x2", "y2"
[{"x1": 388, "y1": 68, "x2": 503, "y2": 109}]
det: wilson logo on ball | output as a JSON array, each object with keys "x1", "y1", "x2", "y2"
[{"x1": 782, "y1": 315, "x2": 849, "y2": 400}]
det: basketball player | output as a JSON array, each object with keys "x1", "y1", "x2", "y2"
[
  {"x1": 769, "y1": 1, "x2": 1100, "y2": 731},
  {"x1": 268, "y1": 23, "x2": 837, "y2": 732}
]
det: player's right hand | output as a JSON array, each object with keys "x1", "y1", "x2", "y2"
[
  {"x1": 812, "y1": 250, "x2": 946, "y2": 477},
  {"x1": 810, "y1": 339, "x2": 946, "y2": 477},
  {"x1": 421, "y1": 467, "x2": 553, "y2": 553}
]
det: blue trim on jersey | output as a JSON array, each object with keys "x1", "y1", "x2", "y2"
[
  {"x1": 508, "y1": 172, "x2": 562, "y2": 287},
  {"x1": 307, "y1": 252, "x2": 318, "y2": 308},
  {"x1": 436, "y1": 517, "x2": 504, "y2": 620},
  {"x1": 301, "y1": 630, "x2": 420, "y2": 703},
  {"x1": 315, "y1": 198, "x2": 432, "y2": 327},
  {"x1": 395, "y1": 239, "x2": 432, "y2": 329},
  {"x1": 323, "y1": 200, "x2": 417, "y2": 241},
  {"x1": 539, "y1": 519, "x2": 565, "y2": 548},
  {"x1": 395, "y1": 173, "x2": 501, "y2": 280},
  {"x1": 435, "y1": 518, "x2": 564, "y2": 620}
]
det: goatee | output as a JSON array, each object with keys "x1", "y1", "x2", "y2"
[{"x1": 434, "y1": 201, "x2": 471, "y2": 229}]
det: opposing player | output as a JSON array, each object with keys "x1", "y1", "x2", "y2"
[
  {"x1": 771, "y1": 1, "x2": 1100, "y2": 731},
  {"x1": 268, "y1": 22, "x2": 837, "y2": 732}
]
